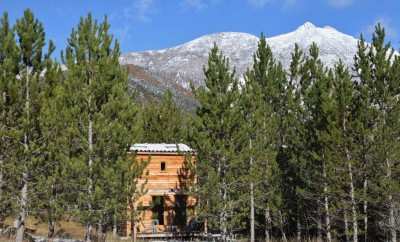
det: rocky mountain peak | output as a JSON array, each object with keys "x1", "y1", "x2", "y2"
[
  {"x1": 121, "y1": 22, "x2": 360, "y2": 96},
  {"x1": 297, "y1": 21, "x2": 317, "y2": 31}
]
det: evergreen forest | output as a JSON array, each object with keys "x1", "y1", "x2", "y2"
[{"x1": 0, "y1": 9, "x2": 399, "y2": 242}]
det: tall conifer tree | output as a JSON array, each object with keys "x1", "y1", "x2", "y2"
[
  {"x1": 141, "y1": 90, "x2": 186, "y2": 143},
  {"x1": 353, "y1": 25, "x2": 399, "y2": 242},
  {"x1": 0, "y1": 12, "x2": 19, "y2": 226},
  {"x1": 352, "y1": 33, "x2": 378, "y2": 242},
  {"x1": 35, "y1": 56, "x2": 68, "y2": 238},
  {"x1": 192, "y1": 44, "x2": 242, "y2": 241},
  {"x1": 332, "y1": 61, "x2": 359, "y2": 242},
  {"x1": 13, "y1": 9, "x2": 52, "y2": 242},
  {"x1": 62, "y1": 14, "x2": 140, "y2": 242},
  {"x1": 299, "y1": 43, "x2": 335, "y2": 242},
  {"x1": 242, "y1": 34, "x2": 281, "y2": 242},
  {"x1": 279, "y1": 44, "x2": 307, "y2": 242}
]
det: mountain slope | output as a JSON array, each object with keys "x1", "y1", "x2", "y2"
[
  {"x1": 125, "y1": 64, "x2": 197, "y2": 111},
  {"x1": 121, "y1": 22, "x2": 360, "y2": 92}
]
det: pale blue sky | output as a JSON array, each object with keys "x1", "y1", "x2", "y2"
[{"x1": 1, "y1": 0, "x2": 399, "y2": 54}]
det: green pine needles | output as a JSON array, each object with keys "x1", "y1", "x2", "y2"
[
  {"x1": 0, "y1": 10, "x2": 144, "y2": 242},
  {"x1": 191, "y1": 28, "x2": 400, "y2": 242}
]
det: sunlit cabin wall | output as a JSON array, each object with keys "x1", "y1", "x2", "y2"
[{"x1": 125, "y1": 152, "x2": 196, "y2": 235}]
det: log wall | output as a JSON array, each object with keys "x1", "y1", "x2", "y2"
[{"x1": 125, "y1": 152, "x2": 196, "y2": 236}]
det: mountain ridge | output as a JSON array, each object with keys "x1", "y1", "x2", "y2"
[
  {"x1": 121, "y1": 22, "x2": 359, "y2": 89},
  {"x1": 121, "y1": 22, "x2": 361, "y2": 109}
]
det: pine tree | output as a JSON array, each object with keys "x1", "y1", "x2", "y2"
[
  {"x1": 192, "y1": 44, "x2": 243, "y2": 241},
  {"x1": 280, "y1": 43, "x2": 307, "y2": 242},
  {"x1": 141, "y1": 90, "x2": 187, "y2": 143},
  {"x1": 35, "y1": 54, "x2": 68, "y2": 238},
  {"x1": 242, "y1": 34, "x2": 282, "y2": 242},
  {"x1": 353, "y1": 24, "x2": 399, "y2": 242},
  {"x1": 61, "y1": 14, "x2": 141, "y2": 242},
  {"x1": 13, "y1": 9, "x2": 52, "y2": 242},
  {"x1": 352, "y1": 33, "x2": 378, "y2": 242},
  {"x1": 299, "y1": 43, "x2": 335, "y2": 242},
  {"x1": 0, "y1": 12, "x2": 19, "y2": 226},
  {"x1": 332, "y1": 61, "x2": 359, "y2": 242}
]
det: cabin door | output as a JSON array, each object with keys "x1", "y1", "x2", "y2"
[
  {"x1": 151, "y1": 196, "x2": 165, "y2": 226},
  {"x1": 173, "y1": 195, "x2": 187, "y2": 227}
]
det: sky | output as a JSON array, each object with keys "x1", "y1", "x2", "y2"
[{"x1": 1, "y1": 0, "x2": 399, "y2": 54}]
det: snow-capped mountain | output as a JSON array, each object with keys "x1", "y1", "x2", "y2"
[
  {"x1": 121, "y1": 22, "x2": 360, "y2": 92},
  {"x1": 267, "y1": 22, "x2": 358, "y2": 69}
]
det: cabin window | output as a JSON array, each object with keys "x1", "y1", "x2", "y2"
[
  {"x1": 151, "y1": 196, "x2": 164, "y2": 225},
  {"x1": 161, "y1": 161, "x2": 166, "y2": 171}
]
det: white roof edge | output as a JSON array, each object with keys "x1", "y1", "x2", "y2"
[{"x1": 129, "y1": 143, "x2": 193, "y2": 153}]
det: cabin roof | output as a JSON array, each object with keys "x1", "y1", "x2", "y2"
[{"x1": 129, "y1": 143, "x2": 193, "y2": 153}]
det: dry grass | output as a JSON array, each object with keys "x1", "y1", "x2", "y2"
[
  {"x1": 1, "y1": 218, "x2": 328, "y2": 242},
  {"x1": 3, "y1": 217, "x2": 85, "y2": 239},
  {"x1": 1, "y1": 218, "x2": 128, "y2": 241}
]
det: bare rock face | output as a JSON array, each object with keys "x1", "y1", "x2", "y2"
[{"x1": 120, "y1": 22, "x2": 359, "y2": 92}]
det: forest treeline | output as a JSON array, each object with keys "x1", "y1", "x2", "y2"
[
  {"x1": 0, "y1": 8, "x2": 399, "y2": 242},
  {"x1": 189, "y1": 29, "x2": 400, "y2": 242},
  {"x1": 0, "y1": 10, "x2": 147, "y2": 242}
]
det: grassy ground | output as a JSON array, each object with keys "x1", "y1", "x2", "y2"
[
  {"x1": 1, "y1": 218, "x2": 325, "y2": 242},
  {"x1": 1, "y1": 217, "x2": 133, "y2": 242},
  {"x1": 3, "y1": 217, "x2": 85, "y2": 239}
]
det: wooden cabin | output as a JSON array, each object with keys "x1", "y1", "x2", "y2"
[{"x1": 125, "y1": 143, "x2": 197, "y2": 237}]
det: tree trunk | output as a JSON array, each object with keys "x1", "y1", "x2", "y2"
[
  {"x1": 47, "y1": 184, "x2": 57, "y2": 240},
  {"x1": 204, "y1": 217, "x2": 208, "y2": 234},
  {"x1": 217, "y1": 157, "x2": 222, "y2": 237},
  {"x1": 222, "y1": 179, "x2": 227, "y2": 241},
  {"x1": 265, "y1": 206, "x2": 271, "y2": 242},
  {"x1": 296, "y1": 216, "x2": 301, "y2": 242},
  {"x1": 48, "y1": 220, "x2": 55, "y2": 239},
  {"x1": 85, "y1": 110, "x2": 93, "y2": 242},
  {"x1": 324, "y1": 187, "x2": 332, "y2": 242},
  {"x1": 16, "y1": 67, "x2": 30, "y2": 242},
  {"x1": 386, "y1": 158, "x2": 396, "y2": 242},
  {"x1": 323, "y1": 161, "x2": 332, "y2": 242},
  {"x1": 388, "y1": 194, "x2": 397, "y2": 242},
  {"x1": 249, "y1": 139, "x2": 255, "y2": 242},
  {"x1": 389, "y1": 194, "x2": 396, "y2": 242},
  {"x1": 85, "y1": 224, "x2": 93, "y2": 242},
  {"x1": 262, "y1": 119, "x2": 271, "y2": 242},
  {"x1": 219, "y1": 156, "x2": 227, "y2": 241},
  {"x1": 16, "y1": 172, "x2": 27, "y2": 242},
  {"x1": 279, "y1": 210, "x2": 288, "y2": 242},
  {"x1": 363, "y1": 179, "x2": 368, "y2": 242},
  {"x1": 305, "y1": 219, "x2": 311, "y2": 242},
  {"x1": 204, "y1": 201, "x2": 208, "y2": 235},
  {"x1": 317, "y1": 216, "x2": 322, "y2": 242},
  {"x1": 250, "y1": 181, "x2": 255, "y2": 242},
  {"x1": 130, "y1": 205, "x2": 137, "y2": 242},
  {"x1": 97, "y1": 223, "x2": 106, "y2": 242},
  {"x1": 347, "y1": 161, "x2": 358, "y2": 242},
  {"x1": 113, "y1": 213, "x2": 117, "y2": 237},
  {"x1": 0, "y1": 91, "x2": 5, "y2": 225},
  {"x1": 0, "y1": 154, "x2": 3, "y2": 227},
  {"x1": 344, "y1": 115, "x2": 358, "y2": 242},
  {"x1": 131, "y1": 219, "x2": 137, "y2": 242},
  {"x1": 344, "y1": 209, "x2": 350, "y2": 242}
]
